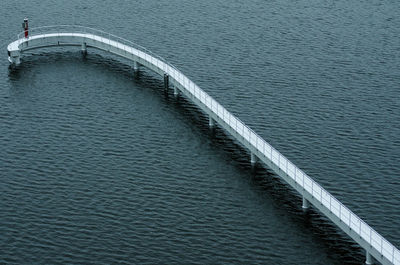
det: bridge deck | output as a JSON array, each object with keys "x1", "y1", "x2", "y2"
[{"x1": 7, "y1": 26, "x2": 400, "y2": 265}]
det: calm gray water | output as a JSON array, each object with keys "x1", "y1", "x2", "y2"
[{"x1": 1, "y1": 0, "x2": 399, "y2": 264}]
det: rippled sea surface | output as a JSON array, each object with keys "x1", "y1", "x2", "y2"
[{"x1": 1, "y1": 0, "x2": 399, "y2": 264}]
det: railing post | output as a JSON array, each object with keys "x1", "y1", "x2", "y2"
[
  {"x1": 278, "y1": 154, "x2": 280, "y2": 169},
  {"x1": 270, "y1": 146, "x2": 272, "y2": 160},
  {"x1": 320, "y1": 189, "x2": 323, "y2": 205},
  {"x1": 286, "y1": 159, "x2": 288, "y2": 174},
  {"x1": 349, "y1": 213, "x2": 352, "y2": 229}
]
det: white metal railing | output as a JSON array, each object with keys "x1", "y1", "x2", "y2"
[
  {"x1": 11, "y1": 26, "x2": 400, "y2": 265},
  {"x1": 16, "y1": 25, "x2": 176, "y2": 71}
]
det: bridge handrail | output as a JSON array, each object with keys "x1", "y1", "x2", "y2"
[
  {"x1": 10, "y1": 26, "x2": 400, "y2": 264},
  {"x1": 16, "y1": 25, "x2": 178, "y2": 72}
]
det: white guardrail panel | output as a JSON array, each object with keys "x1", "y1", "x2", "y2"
[{"x1": 13, "y1": 25, "x2": 399, "y2": 265}]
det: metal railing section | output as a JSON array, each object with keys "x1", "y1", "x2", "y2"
[
  {"x1": 12, "y1": 26, "x2": 400, "y2": 265},
  {"x1": 16, "y1": 25, "x2": 173, "y2": 70}
]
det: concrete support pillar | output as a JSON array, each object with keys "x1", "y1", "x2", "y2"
[
  {"x1": 174, "y1": 86, "x2": 179, "y2": 97},
  {"x1": 81, "y1": 42, "x2": 87, "y2": 55},
  {"x1": 9, "y1": 50, "x2": 21, "y2": 65},
  {"x1": 302, "y1": 196, "x2": 310, "y2": 210},
  {"x1": 133, "y1": 61, "x2": 139, "y2": 73},
  {"x1": 164, "y1": 73, "x2": 169, "y2": 90},
  {"x1": 251, "y1": 152, "x2": 257, "y2": 166},
  {"x1": 365, "y1": 251, "x2": 373, "y2": 265},
  {"x1": 11, "y1": 55, "x2": 21, "y2": 65},
  {"x1": 209, "y1": 115, "x2": 215, "y2": 128}
]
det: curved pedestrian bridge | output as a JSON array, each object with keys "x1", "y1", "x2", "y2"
[{"x1": 7, "y1": 25, "x2": 400, "y2": 265}]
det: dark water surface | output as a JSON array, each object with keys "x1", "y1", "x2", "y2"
[{"x1": 1, "y1": 0, "x2": 399, "y2": 264}]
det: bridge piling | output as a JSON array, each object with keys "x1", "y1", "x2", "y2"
[
  {"x1": 164, "y1": 73, "x2": 169, "y2": 91},
  {"x1": 174, "y1": 86, "x2": 179, "y2": 97},
  {"x1": 8, "y1": 50, "x2": 21, "y2": 65},
  {"x1": 251, "y1": 152, "x2": 257, "y2": 166},
  {"x1": 81, "y1": 42, "x2": 87, "y2": 55},
  {"x1": 209, "y1": 115, "x2": 215, "y2": 128},
  {"x1": 133, "y1": 61, "x2": 139, "y2": 73},
  {"x1": 302, "y1": 196, "x2": 310, "y2": 210},
  {"x1": 366, "y1": 251, "x2": 374, "y2": 265}
]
